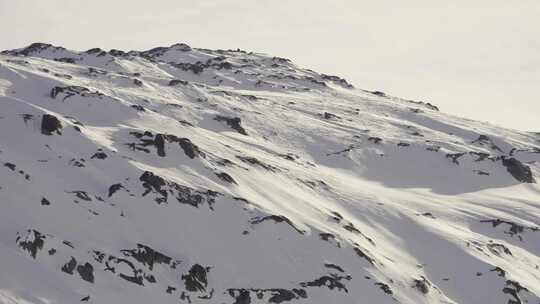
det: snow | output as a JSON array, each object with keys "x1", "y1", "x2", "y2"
[{"x1": 0, "y1": 43, "x2": 538, "y2": 304}]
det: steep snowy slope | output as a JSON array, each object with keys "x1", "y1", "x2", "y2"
[{"x1": 0, "y1": 43, "x2": 539, "y2": 304}]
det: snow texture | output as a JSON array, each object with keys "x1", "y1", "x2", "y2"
[{"x1": 0, "y1": 42, "x2": 539, "y2": 304}]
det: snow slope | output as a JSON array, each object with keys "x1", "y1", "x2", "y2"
[{"x1": 0, "y1": 43, "x2": 539, "y2": 304}]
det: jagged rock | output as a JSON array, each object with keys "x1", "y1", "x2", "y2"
[
  {"x1": 61, "y1": 257, "x2": 77, "y2": 274},
  {"x1": 41, "y1": 197, "x2": 51, "y2": 206},
  {"x1": 90, "y1": 150, "x2": 108, "y2": 159},
  {"x1": 472, "y1": 135, "x2": 503, "y2": 152},
  {"x1": 228, "y1": 289, "x2": 251, "y2": 304},
  {"x1": 169, "y1": 79, "x2": 188, "y2": 86},
  {"x1": 320, "y1": 74, "x2": 354, "y2": 88},
  {"x1": 139, "y1": 171, "x2": 217, "y2": 207},
  {"x1": 323, "y1": 112, "x2": 339, "y2": 120},
  {"x1": 375, "y1": 282, "x2": 393, "y2": 295},
  {"x1": 215, "y1": 172, "x2": 237, "y2": 184},
  {"x1": 446, "y1": 152, "x2": 466, "y2": 165},
  {"x1": 108, "y1": 183, "x2": 124, "y2": 197},
  {"x1": 16, "y1": 229, "x2": 45, "y2": 259},
  {"x1": 131, "y1": 105, "x2": 145, "y2": 112},
  {"x1": 128, "y1": 132, "x2": 202, "y2": 159},
  {"x1": 353, "y1": 246, "x2": 374, "y2": 265},
  {"x1": 227, "y1": 288, "x2": 307, "y2": 304},
  {"x1": 41, "y1": 114, "x2": 62, "y2": 135},
  {"x1": 413, "y1": 277, "x2": 430, "y2": 294},
  {"x1": 371, "y1": 91, "x2": 386, "y2": 97},
  {"x1": 300, "y1": 274, "x2": 349, "y2": 292},
  {"x1": 121, "y1": 244, "x2": 172, "y2": 271},
  {"x1": 50, "y1": 86, "x2": 102, "y2": 100},
  {"x1": 501, "y1": 157, "x2": 535, "y2": 183},
  {"x1": 173, "y1": 137, "x2": 201, "y2": 159},
  {"x1": 251, "y1": 215, "x2": 304, "y2": 234},
  {"x1": 154, "y1": 134, "x2": 166, "y2": 157},
  {"x1": 182, "y1": 264, "x2": 209, "y2": 292},
  {"x1": 4, "y1": 162, "x2": 16, "y2": 171},
  {"x1": 139, "y1": 171, "x2": 168, "y2": 203},
  {"x1": 77, "y1": 262, "x2": 95, "y2": 283},
  {"x1": 214, "y1": 115, "x2": 248, "y2": 135},
  {"x1": 70, "y1": 191, "x2": 92, "y2": 201}
]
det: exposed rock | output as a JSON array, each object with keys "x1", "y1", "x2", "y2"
[
  {"x1": 16, "y1": 229, "x2": 45, "y2": 259},
  {"x1": 323, "y1": 112, "x2": 339, "y2": 120},
  {"x1": 182, "y1": 264, "x2": 209, "y2": 292},
  {"x1": 472, "y1": 135, "x2": 503, "y2": 152},
  {"x1": 131, "y1": 105, "x2": 145, "y2": 112},
  {"x1": 128, "y1": 132, "x2": 202, "y2": 159},
  {"x1": 41, "y1": 114, "x2": 62, "y2": 135},
  {"x1": 251, "y1": 215, "x2": 304, "y2": 234},
  {"x1": 228, "y1": 289, "x2": 251, "y2": 304},
  {"x1": 228, "y1": 288, "x2": 307, "y2": 304},
  {"x1": 139, "y1": 171, "x2": 218, "y2": 207},
  {"x1": 215, "y1": 172, "x2": 237, "y2": 184},
  {"x1": 61, "y1": 257, "x2": 77, "y2": 274},
  {"x1": 479, "y1": 218, "x2": 538, "y2": 239},
  {"x1": 121, "y1": 244, "x2": 172, "y2": 271},
  {"x1": 108, "y1": 183, "x2": 124, "y2": 197},
  {"x1": 77, "y1": 262, "x2": 95, "y2": 283},
  {"x1": 300, "y1": 274, "x2": 349, "y2": 292},
  {"x1": 214, "y1": 115, "x2": 248, "y2": 135},
  {"x1": 69, "y1": 191, "x2": 92, "y2": 201},
  {"x1": 50, "y1": 86, "x2": 102, "y2": 100},
  {"x1": 41, "y1": 197, "x2": 51, "y2": 206},
  {"x1": 169, "y1": 79, "x2": 188, "y2": 86},
  {"x1": 371, "y1": 91, "x2": 386, "y2": 97},
  {"x1": 170, "y1": 136, "x2": 201, "y2": 159},
  {"x1": 154, "y1": 134, "x2": 166, "y2": 157},
  {"x1": 413, "y1": 277, "x2": 430, "y2": 294},
  {"x1": 446, "y1": 152, "x2": 466, "y2": 165},
  {"x1": 501, "y1": 157, "x2": 535, "y2": 183},
  {"x1": 353, "y1": 246, "x2": 374, "y2": 265},
  {"x1": 324, "y1": 263, "x2": 345, "y2": 273},
  {"x1": 236, "y1": 156, "x2": 276, "y2": 171},
  {"x1": 4, "y1": 163, "x2": 16, "y2": 171},
  {"x1": 320, "y1": 74, "x2": 354, "y2": 88},
  {"x1": 375, "y1": 282, "x2": 393, "y2": 295}
]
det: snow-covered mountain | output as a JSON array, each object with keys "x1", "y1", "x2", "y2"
[{"x1": 0, "y1": 42, "x2": 538, "y2": 304}]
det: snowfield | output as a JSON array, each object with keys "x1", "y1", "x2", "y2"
[{"x1": 0, "y1": 43, "x2": 538, "y2": 304}]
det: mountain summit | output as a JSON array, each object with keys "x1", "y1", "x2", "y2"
[{"x1": 0, "y1": 43, "x2": 538, "y2": 304}]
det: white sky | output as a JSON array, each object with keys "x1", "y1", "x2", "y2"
[{"x1": 1, "y1": 0, "x2": 538, "y2": 131}]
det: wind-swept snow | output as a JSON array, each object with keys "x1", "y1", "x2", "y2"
[{"x1": 0, "y1": 42, "x2": 538, "y2": 304}]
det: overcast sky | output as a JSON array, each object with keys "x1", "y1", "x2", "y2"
[{"x1": 1, "y1": 0, "x2": 538, "y2": 131}]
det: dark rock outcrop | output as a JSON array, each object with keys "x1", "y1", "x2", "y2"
[
  {"x1": 41, "y1": 114, "x2": 62, "y2": 135},
  {"x1": 121, "y1": 244, "x2": 172, "y2": 271},
  {"x1": 61, "y1": 257, "x2": 77, "y2": 274},
  {"x1": 501, "y1": 157, "x2": 535, "y2": 183},
  {"x1": 182, "y1": 264, "x2": 209, "y2": 292},
  {"x1": 214, "y1": 115, "x2": 248, "y2": 135},
  {"x1": 16, "y1": 229, "x2": 45, "y2": 259},
  {"x1": 77, "y1": 262, "x2": 95, "y2": 283}
]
